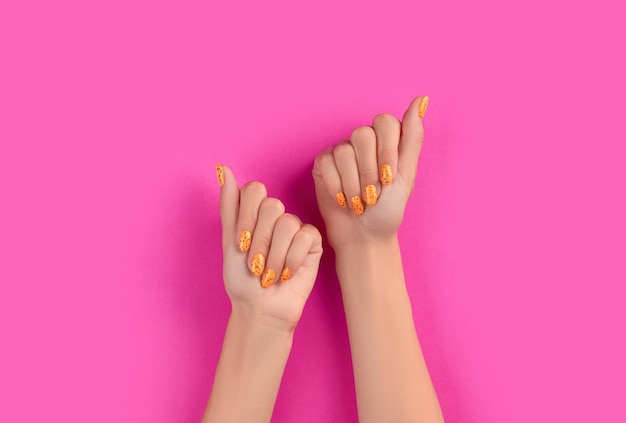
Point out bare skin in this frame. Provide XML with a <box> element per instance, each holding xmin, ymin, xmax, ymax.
<box><xmin>202</xmin><ymin>96</ymin><xmax>442</xmax><ymax>422</ymax></box>
<box><xmin>201</xmin><ymin>166</ymin><xmax>322</xmax><ymax>423</ymax></box>
<box><xmin>312</xmin><ymin>96</ymin><xmax>444</xmax><ymax>423</ymax></box>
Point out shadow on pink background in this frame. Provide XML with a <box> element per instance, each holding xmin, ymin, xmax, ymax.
<box><xmin>1</xmin><ymin>0</ymin><xmax>625</xmax><ymax>421</ymax></box>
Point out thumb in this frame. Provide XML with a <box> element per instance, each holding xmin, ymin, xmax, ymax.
<box><xmin>216</xmin><ymin>164</ymin><xmax>240</xmax><ymax>251</ymax></box>
<box><xmin>398</xmin><ymin>95</ymin><xmax>428</xmax><ymax>190</ymax></box>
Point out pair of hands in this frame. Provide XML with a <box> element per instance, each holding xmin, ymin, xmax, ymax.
<box><xmin>216</xmin><ymin>96</ymin><xmax>428</xmax><ymax>331</ymax></box>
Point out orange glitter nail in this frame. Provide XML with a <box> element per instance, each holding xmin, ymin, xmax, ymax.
<box><xmin>261</xmin><ymin>268</ymin><xmax>276</xmax><ymax>288</ymax></box>
<box><xmin>351</xmin><ymin>196</ymin><xmax>364</xmax><ymax>216</ymax></box>
<box><xmin>251</xmin><ymin>253</ymin><xmax>265</xmax><ymax>276</ymax></box>
<box><xmin>215</xmin><ymin>164</ymin><xmax>225</xmax><ymax>186</ymax></box>
<box><xmin>280</xmin><ymin>267</ymin><xmax>291</xmax><ymax>282</ymax></box>
<box><xmin>239</xmin><ymin>230</ymin><xmax>252</xmax><ymax>252</ymax></box>
<box><xmin>418</xmin><ymin>96</ymin><xmax>429</xmax><ymax>118</ymax></box>
<box><xmin>380</xmin><ymin>164</ymin><xmax>392</xmax><ymax>185</ymax></box>
<box><xmin>335</xmin><ymin>192</ymin><xmax>347</xmax><ymax>208</ymax></box>
<box><xmin>364</xmin><ymin>184</ymin><xmax>378</xmax><ymax>206</ymax></box>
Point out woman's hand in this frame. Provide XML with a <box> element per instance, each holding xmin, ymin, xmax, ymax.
<box><xmin>310</xmin><ymin>96</ymin><xmax>444</xmax><ymax>423</ymax></box>
<box><xmin>216</xmin><ymin>164</ymin><xmax>323</xmax><ymax>332</ymax></box>
<box><xmin>312</xmin><ymin>96</ymin><xmax>428</xmax><ymax>251</ymax></box>
<box><xmin>203</xmin><ymin>166</ymin><xmax>322</xmax><ymax>423</ymax></box>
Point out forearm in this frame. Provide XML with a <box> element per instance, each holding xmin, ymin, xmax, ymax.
<box><xmin>202</xmin><ymin>307</ymin><xmax>294</xmax><ymax>423</ymax></box>
<box><xmin>335</xmin><ymin>238</ymin><xmax>443</xmax><ymax>423</ymax></box>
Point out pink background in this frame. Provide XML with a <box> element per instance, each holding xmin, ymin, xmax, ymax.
<box><xmin>1</xmin><ymin>0</ymin><xmax>625</xmax><ymax>421</ymax></box>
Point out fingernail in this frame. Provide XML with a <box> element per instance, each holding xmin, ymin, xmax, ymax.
<box><xmin>380</xmin><ymin>164</ymin><xmax>392</xmax><ymax>185</ymax></box>
<box><xmin>364</xmin><ymin>184</ymin><xmax>378</xmax><ymax>206</ymax></box>
<box><xmin>418</xmin><ymin>96</ymin><xmax>429</xmax><ymax>118</ymax></box>
<box><xmin>215</xmin><ymin>164</ymin><xmax>225</xmax><ymax>186</ymax></box>
<box><xmin>351</xmin><ymin>196</ymin><xmax>364</xmax><ymax>215</ymax></box>
<box><xmin>261</xmin><ymin>268</ymin><xmax>276</xmax><ymax>288</ymax></box>
<box><xmin>280</xmin><ymin>267</ymin><xmax>291</xmax><ymax>282</ymax></box>
<box><xmin>251</xmin><ymin>253</ymin><xmax>265</xmax><ymax>276</ymax></box>
<box><xmin>335</xmin><ymin>192</ymin><xmax>347</xmax><ymax>208</ymax></box>
<box><xmin>239</xmin><ymin>230</ymin><xmax>252</xmax><ymax>252</ymax></box>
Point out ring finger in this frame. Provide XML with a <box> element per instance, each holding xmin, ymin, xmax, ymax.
<box><xmin>247</xmin><ymin>197</ymin><xmax>285</xmax><ymax>277</ymax></box>
<box><xmin>263</xmin><ymin>213</ymin><xmax>301</xmax><ymax>287</ymax></box>
<box><xmin>333</xmin><ymin>141</ymin><xmax>364</xmax><ymax>216</ymax></box>
<box><xmin>236</xmin><ymin>182</ymin><xmax>267</xmax><ymax>253</ymax></box>
<box><xmin>350</xmin><ymin>125</ymin><xmax>380</xmax><ymax>207</ymax></box>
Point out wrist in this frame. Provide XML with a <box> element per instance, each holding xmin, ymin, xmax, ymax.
<box><xmin>333</xmin><ymin>235</ymin><xmax>401</xmax><ymax>262</ymax></box>
<box><xmin>230</xmin><ymin>303</ymin><xmax>298</xmax><ymax>337</ymax></box>
<box><xmin>334</xmin><ymin>235</ymin><xmax>406</xmax><ymax>293</ymax></box>
<box><xmin>206</xmin><ymin>303</ymin><xmax>294</xmax><ymax>422</ymax></box>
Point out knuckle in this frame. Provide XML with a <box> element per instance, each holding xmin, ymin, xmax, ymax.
<box><xmin>350</xmin><ymin>125</ymin><xmax>375</xmax><ymax>143</ymax></box>
<box><xmin>241</xmin><ymin>181</ymin><xmax>267</xmax><ymax>198</ymax></box>
<box><xmin>253</xmin><ymin>231</ymin><xmax>272</xmax><ymax>248</ymax></box>
<box><xmin>372</xmin><ymin>113</ymin><xmax>400</xmax><ymax>130</ymax></box>
<box><xmin>302</xmin><ymin>223</ymin><xmax>321</xmax><ymax>240</ymax></box>
<box><xmin>277</xmin><ymin>213</ymin><xmax>301</xmax><ymax>232</ymax></box>
<box><xmin>260</xmin><ymin>197</ymin><xmax>285</xmax><ymax>216</ymax></box>
<box><xmin>313</xmin><ymin>153</ymin><xmax>323</xmax><ymax>170</ymax></box>
<box><xmin>360</xmin><ymin>167</ymin><xmax>379</xmax><ymax>181</ymax></box>
<box><xmin>296</xmin><ymin>225</ymin><xmax>315</xmax><ymax>243</ymax></box>
<box><xmin>293</xmin><ymin>229</ymin><xmax>310</xmax><ymax>245</ymax></box>
<box><xmin>314</xmin><ymin>152</ymin><xmax>334</xmax><ymax>170</ymax></box>
<box><xmin>333</xmin><ymin>142</ymin><xmax>355</xmax><ymax>159</ymax></box>
<box><xmin>379</xmin><ymin>147</ymin><xmax>397</xmax><ymax>158</ymax></box>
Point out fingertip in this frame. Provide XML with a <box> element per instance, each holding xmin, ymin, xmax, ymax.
<box><xmin>215</xmin><ymin>163</ymin><xmax>225</xmax><ymax>186</ymax></box>
<box><xmin>219</xmin><ymin>164</ymin><xmax>239</xmax><ymax>188</ymax></box>
<box><xmin>398</xmin><ymin>96</ymin><xmax>427</xmax><ymax>184</ymax></box>
<box><xmin>419</xmin><ymin>95</ymin><xmax>429</xmax><ymax>118</ymax></box>
<box><xmin>279</xmin><ymin>267</ymin><xmax>292</xmax><ymax>282</ymax></box>
<box><xmin>261</xmin><ymin>268</ymin><xmax>276</xmax><ymax>288</ymax></box>
<box><xmin>217</xmin><ymin>164</ymin><xmax>240</xmax><ymax>208</ymax></box>
<box><xmin>403</xmin><ymin>95</ymin><xmax>429</xmax><ymax>122</ymax></box>
<box><xmin>217</xmin><ymin>163</ymin><xmax>240</xmax><ymax>243</ymax></box>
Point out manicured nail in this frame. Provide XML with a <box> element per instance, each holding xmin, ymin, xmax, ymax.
<box><xmin>261</xmin><ymin>268</ymin><xmax>276</xmax><ymax>288</ymax></box>
<box><xmin>251</xmin><ymin>253</ymin><xmax>265</xmax><ymax>276</ymax></box>
<box><xmin>351</xmin><ymin>196</ymin><xmax>364</xmax><ymax>215</ymax></box>
<box><xmin>215</xmin><ymin>164</ymin><xmax>225</xmax><ymax>186</ymax></box>
<box><xmin>380</xmin><ymin>164</ymin><xmax>392</xmax><ymax>185</ymax></box>
<box><xmin>364</xmin><ymin>184</ymin><xmax>378</xmax><ymax>206</ymax></box>
<box><xmin>335</xmin><ymin>192</ymin><xmax>347</xmax><ymax>208</ymax></box>
<box><xmin>418</xmin><ymin>96</ymin><xmax>429</xmax><ymax>118</ymax></box>
<box><xmin>239</xmin><ymin>230</ymin><xmax>252</xmax><ymax>252</ymax></box>
<box><xmin>280</xmin><ymin>267</ymin><xmax>291</xmax><ymax>282</ymax></box>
